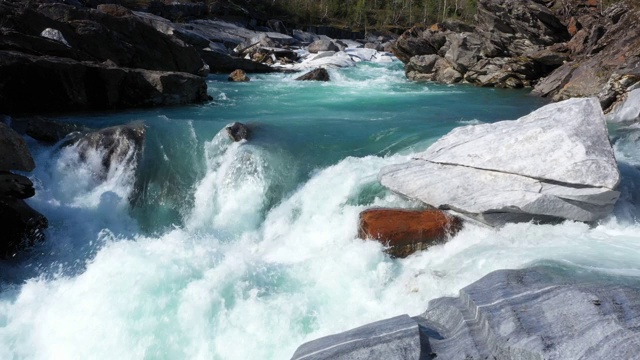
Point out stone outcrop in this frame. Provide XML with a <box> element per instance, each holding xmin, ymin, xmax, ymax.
<box><xmin>291</xmin><ymin>265</ymin><xmax>640</xmax><ymax>360</ymax></box>
<box><xmin>393</xmin><ymin>0</ymin><xmax>567</xmax><ymax>88</ymax></box>
<box><xmin>358</xmin><ymin>209</ymin><xmax>462</xmax><ymax>258</ymax></box>
<box><xmin>394</xmin><ymin>0</ymin><xmax>640</xmax><ymax>105</ymax></box>
<box><xmin>295</xmin><ymin>68</ymin><xmax>330</xmax><ymax>81</ymax></box>
<box><xmin>379</xmin><ymin>98</ymin><xmax>620</xmax><ymax>224</ymax></box>
<box><xmin>0</xmin><ymin>123</ymin><xmax>47</xmax><ymax>258</ymax></box>
<box><xmin>0</xmin><ymin>51</ymin><xmax>210</xmax><ymax>113</ymax></box>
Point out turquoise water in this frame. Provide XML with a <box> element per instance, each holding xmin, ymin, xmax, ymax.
<box><xmin>1</xmin><ymin>60</ymin><xmax>640</xmax><ymax>359</ymax></box>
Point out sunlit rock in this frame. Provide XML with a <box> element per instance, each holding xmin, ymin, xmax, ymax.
<box><xmin>380</xmin><ymin>98</ymin><xmax>621</xmax><ymax>224</ymax></box>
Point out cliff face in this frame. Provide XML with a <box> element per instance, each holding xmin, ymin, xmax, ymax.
<box><xmin>392</xmin><ymin>0</ymin><xmax>640</xmax><ymax>110</ymax></box>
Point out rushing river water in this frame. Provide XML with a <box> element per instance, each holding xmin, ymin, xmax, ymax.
<box><xmin>1</xmin><ymin>60</ymin><xmax>640</xmax><ymax>359</ymax></box>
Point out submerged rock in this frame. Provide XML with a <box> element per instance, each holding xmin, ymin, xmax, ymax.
<box><xmin>75</xmin><ymin>123</ymin><xmax>145</xmax><ymax>180</ymax></box>
<box><xmin>358</xmin><ymin>209</ymin><xmax>462</xmax><ymax>258</ymax></box>
<box><xmin>225</xmin><ymin>122</ymin><xmax>250</xmax><ymax>142</ymax></box>
<box><xmin>295</xmin><ymin>68</ymin><xmax>330</xmax><ymax>81</ymax></box>
<box><xmin>379</xmin><ymin>98</ymin><xmax>620</xmax><ymax>224</ymax></box>
<box><xmin>228</xmin><ymin>69</ymin><xmax>250</xmax><ymax>82</ymax></box>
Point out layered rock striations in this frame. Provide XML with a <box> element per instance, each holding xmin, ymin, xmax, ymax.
<box><xmin>290</xmin><ymin>265</ymin><xmax>640</xmax><ymax>360</ymax></box>
<box><xmin>379</xmin><ymin>98</ymin><xmax>620</xmax><ymax>224</ymax></box>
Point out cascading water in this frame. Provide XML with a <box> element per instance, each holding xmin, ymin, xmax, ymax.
<box><xmin>1</xmin><ymin>61</ymin><xmax>640</xmax><ymax>360</ymax></box>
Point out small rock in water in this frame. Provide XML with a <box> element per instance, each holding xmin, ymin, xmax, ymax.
<box><xmin>225</xmin><ymin>122</ymin><xmax>250</xmax><ymax>142</ymax></box>
<box><xmin>358</xmin><ymin>208</ymin><xmax>462</xmax><ymax>258</ymax></box>
<box><xmin>0</xmin><ymin>172</ymin><xmax>35</xmax><ymax>199</ymax></box>
<box><xmin>228</xmin><ymin>69</ymin><xmax>250</xmax><ymax>82</ymax></box>
<box><xmin>295</xmin><ymin>68</ymin><xmax>330</xmax><ymax>81</ymax></box>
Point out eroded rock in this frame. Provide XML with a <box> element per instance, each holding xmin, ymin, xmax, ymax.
<box><xmin>228</xmin><ymin>69</ymin><xmax>250</xmax><ymax>82</ymax></box>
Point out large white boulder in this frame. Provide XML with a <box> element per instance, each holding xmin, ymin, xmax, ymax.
<box><xmin>379</xmin><ymin>97</ymin><xmax>621</xmax><ymax>224</ymax></box>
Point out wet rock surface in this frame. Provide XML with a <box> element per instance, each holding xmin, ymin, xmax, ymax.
<box><xmin>358</xmin><ymin>209</ymin><xmax>462</xmax><ymax>258</ymax></box>
<box><xmin>295</xmin><ymin>68</ymin><xmax>330</xmax><ymax>81</ymax></box>
<box><xmin>291</xmin><ymin>265</ymin><xmax>640</xmax><ymax>360</ymax></box>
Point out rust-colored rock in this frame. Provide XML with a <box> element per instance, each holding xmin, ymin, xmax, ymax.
<box><xmin>358</xmin><ymin>209</ymin><xmax>463</xmax><ymax>258</ymax></box>
<box><xmin>228</xmin><ymin>69</ymin><xmax>250</xmax><ymax>82</ymax></box>
<box><xmin>567</xmin><ymin>17</ymin><xmax>580</xmax><ymax>36</ymax></box>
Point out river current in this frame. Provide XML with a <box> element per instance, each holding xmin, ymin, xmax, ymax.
<box><xmin>1</xmin><ymin>60</ymin><xmax>640</xmax><ymax>359</ymax></box>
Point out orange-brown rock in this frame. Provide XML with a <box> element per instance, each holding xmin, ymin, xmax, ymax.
<box><xmin>358</xmin><ymin>209</ymin><xmax>463</xmax><ymax>258</ymax></box>
<box><xmin>228</xmin><ymin>69</ymin><xmax>250</xmax><ymax>82</ymax></box>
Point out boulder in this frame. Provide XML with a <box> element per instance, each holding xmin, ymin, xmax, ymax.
<box><xmin>225</xmin><ymin>122</ymin><xmax>250</xmax><ymax>142</ymax></box>
<box><xmin>379</xmin><ymin>98</ymin><xmax>621</xmax><ymax>224</ymax></box>
<box><xmin>295</xmin><ymin>68</ymin><xmax>330</xmax><ymax>81</ymax></box>
<box><xmin>358</xmin><ymin>209</ymin><xmax>463</xmax><ymax>258</ymax></box>
<box><xmin>0</xmin><ymin>171</ymin><xmax>35</xmax><ymax>199</ymax></box>
<box><xmin>607</xmin><ymin>88</ymin><xmax>640</xmax><ymax>124</ymax></box>
<box><xmin>200</xmin><ymin>50</ymin><xmax>278</xmax><ymax>74</ymax></box>
<box><xmin>74</xmin><ymin>123</ymin><xmax>145</xmax><ymax>180</ymax></box>
<box><xmin>308</xmin><ymin>39</ymin><xmax>339</xmax><ymax>53</ymax></box>
<box><xmin>228</xmin><ymin>69</ymin><xmax>250</xmax><ymax>82</ymax></box>
<box><xmin>391</xmin><ymin>25</ymin><xmax>439</xmax><ymax>63</ymax></box>
<box><xmin>292</xmin><ymin>29</ymin><xmax>320</xmax><ymax>44</ymax></box>
<box><xmin>0</xmin><ymin>197</ymin><xmax>48</xmax><ymax>259</ymax></box>
<box><xmin>39</xmin><ymin>28</ymin><xmax>70</xmax><ymax>47</ymax></box>
<box><xmin>420</xmin><ymin>265</ymin><xmax>640</xmax><ymax>359</ymax></box>
<box><xmin>22</xmin><ymin>116</ymin><xmax>89</xmax><ymax>144</ymax></box>
<box><xmin>292</xmin><ymin>265</ymin><xmax>640</xmax><ymax>360</ymax></box>
<box><xmin>464</xmin><ymin>57</ymin><xmax>539</xmax><ymax>88</ymax></box>
<box><xmin>0</xmin><ymin>51</ymin><xmax>210</xmax><ymax>113</ymax></box>
<box><xmin>290</xmin><ymin>315</ymin><xmax>423</xmax><ymax>360</ymax></box>
<box><xmin>0</xmin><ymin>122</ymin><xmax>35</xmax><ymax>172</ymax></box>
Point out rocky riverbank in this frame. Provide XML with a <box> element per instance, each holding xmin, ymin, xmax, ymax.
<box><xmin>392</xmin><ymin>0</ymin><xmax>640</xmax><ymax>111</ymax></box>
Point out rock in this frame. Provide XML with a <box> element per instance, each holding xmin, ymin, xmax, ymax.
<box><xmin>228</xmin><ymin>69</ymin><xmax>250</xmax><ymax>82</ymax></box>
<box><xmin>308</xmin><ymin>39</ymin><xmax>339</xmax><ymax>53</ymax></box>
<box><xmin>358</xmin><ymin>209</ymin><xmax>463</xmax><ymax>258</ymax></box>
<box><xmin>200</xmin><ymin>50</ymin><xmax>277</xmax><ymax>74</ymax></box>
<box><xmin>0</xmin><ymin>171</ymin><xmax>35</xmax><ymax>199</ymax></box>
<box><xmin>475</xmin><ymin>0</ymin><xmax>570</xmax><ymax>56</ymax></box>
<box><xmin>5</xmin><ymin>3</ymin><xmax>207</xmax><ymax>75</ymax></box>
<box><xmin>443</xmin><ymin>33</ymin><xmax>483</xmax><ymax>73</ymax></box>
<box><xmin>96</xmin><ymin>4</ymin><xmax>132</xmax><ymax>17</ymax></box>
<box><xmin>0</xmin><ymin>51</ymin><xmax>210</xmax><ymax>113</ymax></box>
<box><xmin>295</xmin><ymin>68</ymin><xmax>330</xmax><ymax>81</ymax></box>
<box><xmin>293</xmin><ymin>51</ymin><xmax>356</xmax><ymax>70</ymax></box>
<box><xmin>74</xmin><ymin>123</ymin><xmax>145</xmax><ymax>180</ymax></box>
<box><xmin>16</xmin><ymin>117</ymin><xmax>88</xmax><ymax>144</ymax></box>
<box><xmin>379</xmin><ymin>98</ymin><xmax>620</xmax><ymax>224</ymax></box>
<box><xmin>225</xmin><ymin>122</ymin><xmax>250</xmax><ymax>142</ymax></box>
<box><xmin>391</xmin><ymin>25</ymin><xmax>438</xmax><ymax>63</ymax></box>
<box><xmin>420</xmin><ymin>265</ymin><xmax>640</xmax><ymax>359</ymax></box>
<box><xmin>406</xmin><ymin>55</ymin><xmax>462</xmax><ymax>84</ymax></box>
<box><xmin>464</xmin><ymin>57</ymin><xmax>538</xmax><ymax>88</ymax></box>
<box><xmin>39</xmin><ymin>28</ymin><xmax>70</xmax><ymax>47</ymax></box>
<box><xmin>0</xmin><ymin>197</ymin><xmax>48</xmax><ymax>259</ymax></box>
<box><xmin>607</xmin><ymin>88</ymin><xmax>640</xmax><ymax>124</ymax></box>
<box><xmin>0</xmin><ymin>122</ymin><xmax>35</xmax><ymax>172</ymax></box>
<box><xmin>292</xmin><ymin>29</ymin><xmax>320</xmax><ymax>44</ymax></box>
<box><xmin>290</xmin><ymin>315</ymin><xmax>423</xmax><ymax>360</ymax></box>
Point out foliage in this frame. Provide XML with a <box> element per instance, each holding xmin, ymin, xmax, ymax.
<box><xmin>232</xmin><ymin>0</ymin><xmax>478</xmax><ymax>32</ymax></box>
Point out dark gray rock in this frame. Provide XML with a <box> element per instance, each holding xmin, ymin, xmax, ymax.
<box><xmin>13</xmin><ymin>117</ymin><xmax>88</xmax><ymax>144</ymax></box>
<box><xmin>0</xmin><ymin>122</ymin><xmax>35</xmax><ymax>172</ymax></box>
<box><xmin>295</xmin><ymin>68</ymin><xmax>330</xmax><ymax>82</ymax></box>
<box><xmin>0</xmin><ymin>51</ymin><xmax>210</xmax><ymax>114</ymax></box>
<box><xmin>74</xmin><ymin>123</ymin><xmax>145</xmax><ymax>181</ymax></box>
<box><xmin>0</xmin><ymin>197</ymin><xmax>47</xmax><ymax>259</ymax></box>
<box><xmin>225</xmin><ymin>122</ymin><xmax>250</xmax><ymax>142</ymax></box>
<box><xmin>0</xmin><ymin>171</ymin><xmax>35</xmax><ymax>199</ymax></box>
<box><xmin>290</xmin><ymin>315</ymin><xmax>424</xmax><ymax>360</ymax></box>
<box><xmin>308</xmin><ymin>39</ymin><xmax>339</xmax><ymax>53</ymax></box>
